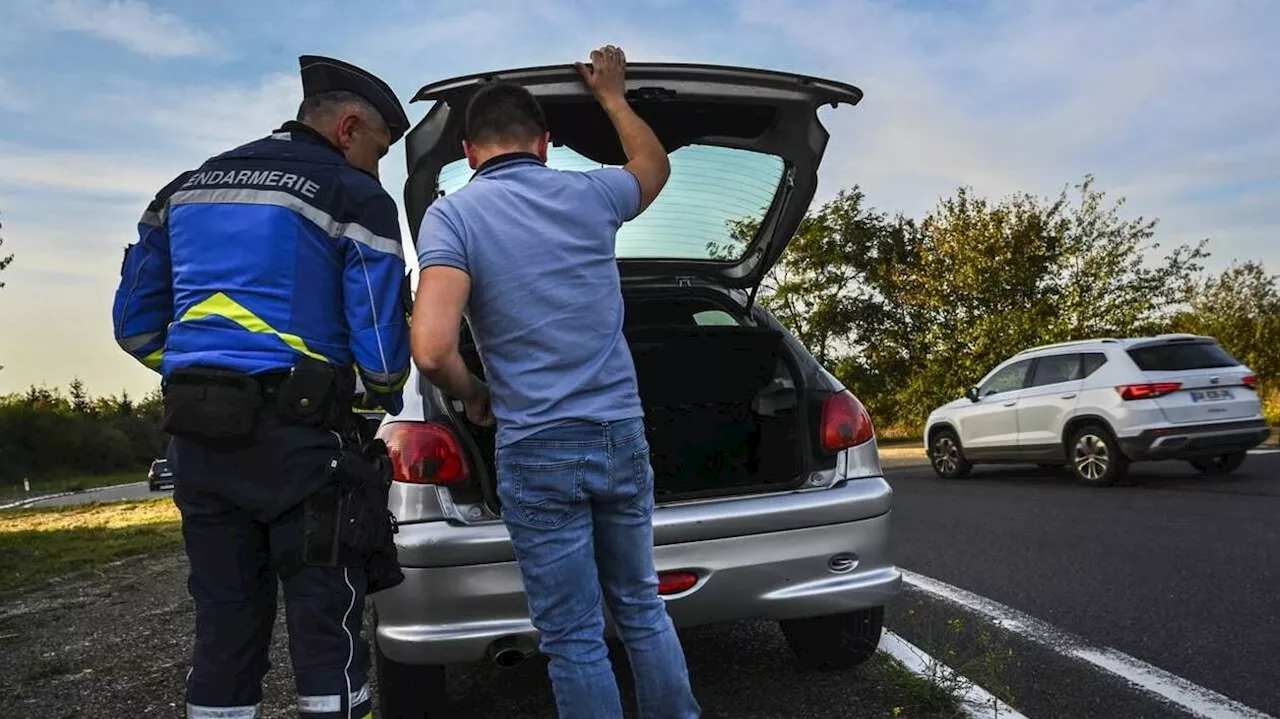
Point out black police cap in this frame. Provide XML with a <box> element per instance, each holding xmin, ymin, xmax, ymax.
<box><xmin>298</xmin><ymin>55</ymin><xmax>410</xmax><ymax>144</ymax></box>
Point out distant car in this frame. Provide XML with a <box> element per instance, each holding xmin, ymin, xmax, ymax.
<box><xmin>147</xmin><ymin>458</ymin><xmax>175</xmax><ymax>491</ymax></box>
<box><xmin>924</xmin><ymin>334</ymin><xmax>1269</xmax><ymax>486</ymax></box>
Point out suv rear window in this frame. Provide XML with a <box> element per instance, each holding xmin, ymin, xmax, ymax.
<box><xmin>1126</xmin><ymin>341</ymin><xmax>1240</xmax><ymax>371</ymax></box>
<box><xmin>438</xmin><ymin>144</ymin><xmax>786</xmax><ymax>263</ymax></box>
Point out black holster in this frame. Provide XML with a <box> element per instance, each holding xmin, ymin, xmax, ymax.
<box><xmin>275</xmin><ymin>356</ymin><xmax>355</xmax><ymax>430</ymax></box>
<box><xmin>161</xmin><ymin>367</ymin><xmax>263</xmax><ymax>449</ymax></box>
<box><xmin>298</xmin><ymin>437</ymin><xmax>404</xmax><ymax>594</ymax></box>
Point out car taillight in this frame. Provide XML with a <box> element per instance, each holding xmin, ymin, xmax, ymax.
<box><xmin>820</xmin><ymin>390</ymin><xmax>875</xmax><ymax>453</ymax></box>
<box><xmin>657</xmin><ymin>571</ymin><xmax>698</xmax><ymax>595</ymax></box>
<box><xmin>378</xmin><ymin>422</ymin><xmax>470</xmax><ymax>485</ymax></box>
<box><xmin>1116</xmin><ymin>383</ymin><xmax>1182</xmax><ymax>401</ymax></box>
<box><xmin>1242</xmin><ymin>375</ymin><xmax>1257</xmax><ymax>389</ymax></box>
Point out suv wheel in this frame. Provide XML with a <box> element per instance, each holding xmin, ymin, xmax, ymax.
<box><xmin>1189</xmin><ymin>452</ymin><xmax>1247</xmax><ymax>476</ymax></box>
<box><xmin>1068</xmin><ymin>426</ymin><xmax>1128</xmax><ymax>487</ymax></box>
<box><xmin>930</xmin><ymin>430</ymin><xmax>972</xmax><ymax>479</ymax></box>
<box><xmin>780</xmin><ymin>606</ymin><xmax>884</xmax><ymax>670</ymax></box>
<box><xmin>375</xmin><ymin>640</ymin><xmax>448</xmax><ymax>718</ymax></box>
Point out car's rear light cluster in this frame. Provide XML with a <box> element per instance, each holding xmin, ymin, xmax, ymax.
<box><xmin>657</xmin><ymin>571</ymin><xmax>698</xmax><ymax>595</ymax></box>
<box><xmin>378</xmin><ymin>422</ymin><xmax>471</xmax><ymax>485</ymax></box>
<box><xmin>1242</xmin><ymin>375</ymin><xmax>1258</xmax><ymax>389</ymax></box>
<box><xmin>1116</xmin><ymin>383</ymin><xmax>1182</xmax><ymax>401</ymax></box>
<box><xmin>819</xmin><ymin>390</ymin><xmax>875</xmax><ymax>453</ymax></box>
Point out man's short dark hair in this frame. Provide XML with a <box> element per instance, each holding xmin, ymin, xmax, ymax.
<box><xmin>464</xmin><ymin>81</ymin><xmax>548</xmax><ymax>146</ymax></box>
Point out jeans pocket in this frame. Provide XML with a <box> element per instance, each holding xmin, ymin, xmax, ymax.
<box><xmin>512</xmin><ymin>458</ymin><xmax>586</xmax><ymax>530</ymax></box>
<box><xmin>629</xmin><ymin>446</ymin><xmax>655</xmax><ymax>514</ymax></box>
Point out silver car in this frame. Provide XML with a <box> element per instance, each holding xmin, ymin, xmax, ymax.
<box><xmin>372</xmin><ymin>62</ymin><xmax>900</xmax><ymax>716</ymax></box>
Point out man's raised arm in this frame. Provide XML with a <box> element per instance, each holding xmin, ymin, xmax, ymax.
<box><xmin>576</xmin><ymin>45</ymin><xmax>670</xmax><ymax>215</ymax></box>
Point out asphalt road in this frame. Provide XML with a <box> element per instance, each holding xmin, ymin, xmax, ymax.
<box><xmin>883</xmin><ymin>450</ymin><xmax>1280</xmax><ymax>717</ymax></box>
<box><xmin>16</xmin><ymin>451</ymin><xmax>1279</xmax><ymax>716</ymax></box>
<box><xmin>16</xmin><ymin>479</ymin><xmax>170</xmax><ymax>508</ymax></box>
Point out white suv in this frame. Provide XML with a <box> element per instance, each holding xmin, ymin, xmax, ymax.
<box><xmin>923</xmin><ymin>335</ymin><xmax>1269</xmax><ymax>486</ymax></box>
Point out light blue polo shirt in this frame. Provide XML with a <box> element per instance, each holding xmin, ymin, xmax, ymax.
<box><xmin>416</xmin><ymin>154</ymin><xmax>645</xmax><ymax>448</ymax></box>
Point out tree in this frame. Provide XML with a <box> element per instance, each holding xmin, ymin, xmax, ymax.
<box><xmin>69</xmin><ymin>377</ymin><xmax>94</xmax><ymax>416</ymax></box>
<box><xmin>741</xmin><ymin>188</ymin><xmax>915</xmax><ymax>367</ymax></box>
<box><xmin>1173</xmin><ymin>261</ymin><xmax>1280</xmax><ymax>381</ymax></box>
<box><xmin>115</xmin><ymin>390</ymin><xmax>134</xmax><ymax>417</ymax></box>
<box><xmin>754</xmin><ymin>176</ymin><xmax>1208</xmax><ymax>429</ymax></box>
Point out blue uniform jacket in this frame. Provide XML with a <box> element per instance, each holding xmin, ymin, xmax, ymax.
<box><xmin>112</xmin><ymin>122</ymin><xmax>410</xmax><ymax>414</ymax></box>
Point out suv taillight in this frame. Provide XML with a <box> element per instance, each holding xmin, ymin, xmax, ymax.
<box><xmin>1116</xmin><ymin>383</ymin><xmax>1182</xmax><ymax>401</ymax></box>
<box><xmin>820</xmin><ymin>390</ymin><xmax>875</xmax><ymax>453</ymax></box>
<box><xmin>378</xmin><ymin>422</ymin><xmax>470</xmax><ymax>485</ymax></box>
<box><xmin>1243</xmin><ymin>375</ymin><xmax>1258</xmax><ymax>389</ymax></box>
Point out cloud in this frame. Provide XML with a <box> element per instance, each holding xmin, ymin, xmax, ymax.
<box><xmin>0</xmin><ymin>77</ymin><xmax>34</xmax><ymax>113</ymax></box>
<box><xmin>3</xmin><ymin>0</ymin><xmax>1279</xmax><ymax>399</ymax></box>
<box><xmin>733</xmin><ymin>0</ymin><xmax>1280</xmax><ymax>268</ymax></box>
<box><xmin>46</xmin><ymin>0</ymin><xmax>218</xmax><ymax>58</ymax></box>
<box><xmin>0</xmin><ymin>144</ymin><xmax>180</xmax><ymax>198</ymax></box>
<box><xmin>137</xmin><ymin>73</ymin><xmax>301</xmax><ymax>154</ymax></box>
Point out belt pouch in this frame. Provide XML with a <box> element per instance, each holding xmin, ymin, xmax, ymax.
<box><xmin>162</xmin><ymin>367</ymin><xmax>263</xmax><ymax>444</ymax></box>
<box><xmin>277</xmin><ymin>357</ymin><xmax>339</xmax><ymax>427</ymax></box>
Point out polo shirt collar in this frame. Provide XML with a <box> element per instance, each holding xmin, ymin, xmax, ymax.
<box><xmin>472</xmin><ymin>152</ymin><xmax>544</xmax><ymax>179</ymax></box>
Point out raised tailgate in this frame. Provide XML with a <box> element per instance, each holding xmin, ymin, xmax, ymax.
<box><xmin>1126</xmin><ymin>339</ymin><xmax>1261</xmax><ymax>425</ymax></box>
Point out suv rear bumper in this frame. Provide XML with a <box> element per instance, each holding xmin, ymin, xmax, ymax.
<box><xmin>1119</xmin><ymin>419</ymin><xmax>1270</xmax><ymax>461</ymax></box>
<box><xmin>373</xmin><ymin>512</ymin><xmax>901</xmax><ymax>666</ymax></box>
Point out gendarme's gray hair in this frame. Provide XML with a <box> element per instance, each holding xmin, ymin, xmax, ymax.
<box><xmin>297</xmin><ymin>90</ymin><xmax>389</xmax><ymax>135</ymax></box>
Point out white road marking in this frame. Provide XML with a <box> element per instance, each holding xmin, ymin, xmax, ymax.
<box><xmin>880</xmin><ymin>630</ymin><xmax>1028</xmax><ymax>718</ymax></box>
<box><xmin>902</xmin><ymin>570</ymin><xmax>1275</xmax><ymax>719</ymax></box>
<box><xmin>1247</xmin><ymin>449</ymin><xmax>1278</xmax><ymax>455</ymax></box>
<box><xmin>0</xmin><ymin>481</ymin><xmax>149</xmax><ymax>511</ymax></box>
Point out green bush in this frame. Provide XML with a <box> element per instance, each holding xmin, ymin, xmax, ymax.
<box><xmin>0</xmin><ymin>382</ymin><xmax>165</xmax><ymax>485</ymax></box>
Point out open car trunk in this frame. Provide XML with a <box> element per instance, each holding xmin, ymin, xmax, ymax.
<box><xmin>404</xmin><ymin>63</ymin><xmax>863</xmax><ymax>294</ymax></box>
<box><xmin>457</xmin><ymin>294</ymin><xmax>805</xmax><ymax>503</ymax></box>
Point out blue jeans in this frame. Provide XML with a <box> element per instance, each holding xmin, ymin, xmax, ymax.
<box><xmin>497</xmin><ymin>417</ymin><xmax>701</xmax><ymax>719</ymax></box>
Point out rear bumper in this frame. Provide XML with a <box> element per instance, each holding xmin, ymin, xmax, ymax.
<box><xmin>373</xmin><ymin>512</ymin><xmax>901</xmax><ymax>666</ymax></box>
<box><xmin>1119</xmin><ymin>419</ymin><xmax>1270</xmax><ymax>461</ymax></box>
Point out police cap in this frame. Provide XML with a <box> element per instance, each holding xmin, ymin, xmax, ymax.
<box><xmin>298</xmin><ymin>55</ymin><xmax>410</xmax><ymax>144</ymax></box>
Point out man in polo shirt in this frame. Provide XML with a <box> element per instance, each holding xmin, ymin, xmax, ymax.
<box><xmin>409</xmin><ymin>46</ymin><xmax>701</xmax><ymax>719</ymax></box>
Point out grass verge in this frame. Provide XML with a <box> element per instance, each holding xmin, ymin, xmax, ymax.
<box><xmin>0</xmin><ymin>471</ymin><xmax>145</xmax><ymax>504</ymax></box>
<box><xmin>869</xmin><ymin>652</ymin><xmax>964</xmax><ymax>717</ymax></box>
<box><xmin>877</xmin><ymin>425</ymin><xmax>925</xmax><ymax>446</ymax></box>
<box><xmin>0</xmin><ymin>498</ymin><xmax>181</xmax><ymax>595</ymax></box>
<box><xmin>888</xmin><ymin>600</ymin><xmax>1019</xmax><ymax>717</ymax></box>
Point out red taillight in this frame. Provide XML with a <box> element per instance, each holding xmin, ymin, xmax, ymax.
<box><xmin>378</xmin><ymin>422</ymin><xmax>470</xmax><ymax>485</ymax></box>
<box><xmin>820</xmin><ymin>390</ymin><xmax>875</xmax><ymax>453</ymax></box>
<box><xmin>657</xmin><ymin>571</ymin><xmax>698</xmax><ymax>595</ymax></box>
<box><xmin>1243</xmin><ymin>375</ymin><xmax>1257</xmax><ymax>389</ymax></box>
<box><xmin>1116</xmin><ymin>383</ymin><xmax>1182</xmax><ymax>401</ymax></box>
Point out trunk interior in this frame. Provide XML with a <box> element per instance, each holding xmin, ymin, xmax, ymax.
<box><xmin>456</xmin><ymin>293</ymin><xmax>806</xmax><ymax>504</ymax></box>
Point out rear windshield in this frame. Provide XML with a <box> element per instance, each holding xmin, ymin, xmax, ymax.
<box><xmin>1126</xmin><ymin>341</ymin><xmax>1240</xmax><ymax>371</ymax></box>
<box><xmin>438</xmin><ymin>144</ymin><xmax>786</xmax><ymax>262</ymax></box>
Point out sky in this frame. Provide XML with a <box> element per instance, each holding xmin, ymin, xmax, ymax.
<box><xmin>0</xmin><ymin>0</ymin><xmax>1276</xmax><ymax>399</ymax></box>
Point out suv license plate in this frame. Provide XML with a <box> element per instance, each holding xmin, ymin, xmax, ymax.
<box><xmin>1190</xmin><ymin>389</ymin><xmax>1234</xmax><ymax>403</ymax></box>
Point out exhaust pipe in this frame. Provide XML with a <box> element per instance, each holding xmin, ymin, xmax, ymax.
<box><xmin>486</xmin><ymin>635</ymin><xmax>536</xmax><ymax>669</ymax></box>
